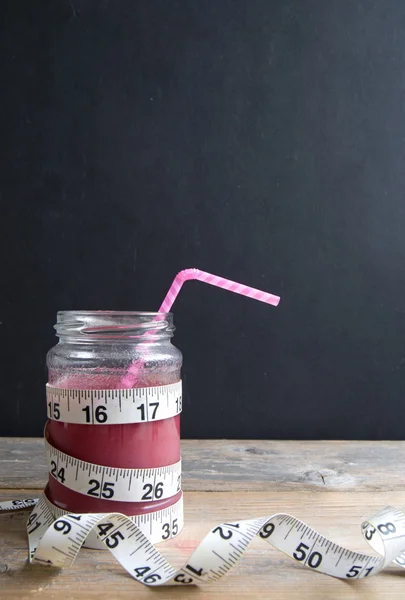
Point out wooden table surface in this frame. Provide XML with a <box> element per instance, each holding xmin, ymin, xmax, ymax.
<box><xmin>1</xmin><ymin>438</ymin><xmax>405</xmax><ymax>599</ymax></box>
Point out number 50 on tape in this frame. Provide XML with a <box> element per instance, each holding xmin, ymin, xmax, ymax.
<box><xmin>2</xmin><ymin>498</ymin><xmax>405</xmax><ymax>586</ymax></box>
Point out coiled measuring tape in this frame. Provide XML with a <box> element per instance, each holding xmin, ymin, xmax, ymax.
<box><xmin>1</xmin><ymin>382</ymin><xmax>405</xmax><ymax>586</ymax></box>
<box><xmin>44</xmin><ymin>381</ymin><xmax>184</xmax><ymax>548</ymax></box>
<box><xmin>2</xmin><ymin>497</ymin><xmax>405</xmax><ymax>586</ymax></box>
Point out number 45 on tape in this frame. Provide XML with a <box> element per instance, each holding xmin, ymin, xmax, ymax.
<box><xmin>2</xmin><ymin>498</ymin><xmax>405</xmax><ymax>586</ymax></box>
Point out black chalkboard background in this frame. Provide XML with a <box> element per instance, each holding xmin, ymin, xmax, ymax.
<box><xmin>2</xmin><ymin>1</ymin><xmax>405</xmax><ymax>439</ymax></box>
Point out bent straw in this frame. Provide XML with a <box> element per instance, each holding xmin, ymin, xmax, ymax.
<box><xmin>158</xmin><ymin>269</ymin><xmax>280</xmax><ymax>313</ymax></box>
<box><xmin>121</xmin><ymin>269</ymin><xmax>280</xmax><ymax>387</ymax></box>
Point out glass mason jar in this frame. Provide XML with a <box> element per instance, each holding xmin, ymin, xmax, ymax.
<box><xmin>45</xmin><ymin>311</ymin><xmax>182</xmax><ymax>516</ymax></box>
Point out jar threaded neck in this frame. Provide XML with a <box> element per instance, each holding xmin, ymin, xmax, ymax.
<box><xmin>55</xmin><ymin>311</ymin><xmax>174</xmax><ymax>341</ymax></box>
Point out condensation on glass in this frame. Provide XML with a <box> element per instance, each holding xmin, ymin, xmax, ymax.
<box><xmin>45</xmin><ymin>311</ymin><xmax>182</xmax><ymax>515</ymax></box>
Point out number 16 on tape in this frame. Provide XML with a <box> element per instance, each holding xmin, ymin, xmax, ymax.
<box><xmin>46</xmin><ymin>382</ymin><xmax>182</xmax><ymax>425</ymax></box>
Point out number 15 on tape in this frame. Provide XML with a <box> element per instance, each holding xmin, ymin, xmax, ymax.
<box><xmin>46</xmin><ymin>382</ymin><xmax>182</xmax><ymax>425</ymax></box>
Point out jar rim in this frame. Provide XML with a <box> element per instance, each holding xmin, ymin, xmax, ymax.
<box><xmin>55</xmin><ymin>311</ymin><xmax>174</xmax><ymax>341</ymax></box>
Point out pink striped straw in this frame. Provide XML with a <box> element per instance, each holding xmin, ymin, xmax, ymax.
<box><xmin>121</xmin><ymin>269</ymin><xmax>280</xmax><ymax>387</ymax></box>
<box><xmin>158</xmin><ymin>268</ymin><xmax>280</xmax><ymax>313</ymax></box>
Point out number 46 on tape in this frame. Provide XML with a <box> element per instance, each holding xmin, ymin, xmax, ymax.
<box><xmin>2</xmin><ymin>498</ymin><xmax>405</xmax><ymax>586</ymax></box>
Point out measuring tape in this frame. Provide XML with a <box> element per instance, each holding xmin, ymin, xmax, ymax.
<box><xmin>45</xmin><ymin>440</ymin><xmax>182</xmax><ymax>503</ymax></box>
<box><xmin>1</xmin><ymin>381</ymin><xmax>405</xmax><ymax>586</ymax></box>
<box><xmin>2</xmin><ymin>493</ymin><xmax>184</xmax><ymax>552</ymax></box>
<box><xmin>2</xmin><ymin>497</ymin><xmax>405</xmax><ymax>585</ymax></box>
<box><xmin>43</xmin><ymin>382</ymin><xmax>184</xmax><ymax>548</ymax></box>
<box><xmin>46</xmin><ymin>382</ymin><xmax>182</xmax><ymax>424</ymax></box>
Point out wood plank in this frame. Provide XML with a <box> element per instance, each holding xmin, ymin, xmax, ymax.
<box><xmin>1</xmin><ymin>488</ymin><xmax>405</xmax><ymax>599</ymax></box>
<box><xmin>0</xmin><ymin>438</ymin><xmax>404</xmax><ymax>492</ymax></box>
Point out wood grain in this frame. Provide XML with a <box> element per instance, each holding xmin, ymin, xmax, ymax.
<box><xmin>1</xmin><ymin>439</ymin><xmax>405</xmax><ymax>599</ymax></box>
<box><xmin>1</xmin><ymin>489</ymin><xmax>405</xmax><ymax>599</ymax></box>
<box><xmin>1</xmin><ymin>438</ymin><xmax>405</xmax><ymax>491</ymax></box>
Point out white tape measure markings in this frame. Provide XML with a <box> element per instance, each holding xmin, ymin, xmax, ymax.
<box><xmin>46</xmin><ymin>381</ymin><xmax>182</xmax><ymax>424</ymax></box>
<box><xmin>0</xmin><ymin>498</ymin><xmax>37</xmax><ymax>512</ymax></box>
<box><xmin>3</xmin><ymin>498</ymin><xmax>404</xmax><ymax>586</ymax></box>
<box><xmin>5</xmin><ymin>379</ymin><xmax>405</xmax><ymax>586</ymax></box>
<box><xmin>45</xmin><ymin>439</ymin><xmax>181</xmax><ymax>503</ymax></box>
<box><xmin>21</xmin><ymin>493</ymin><xmax>184</xmax><ymax>556</ymax></box>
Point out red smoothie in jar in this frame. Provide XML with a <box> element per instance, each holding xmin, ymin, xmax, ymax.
<box><xmin>45</xmin><ymin>312</ymin><xmax>182</xmax><ymax>516</ymax></box>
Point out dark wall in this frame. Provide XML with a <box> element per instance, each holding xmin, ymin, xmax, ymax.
<box><xmin>2</xmin><ymin>1</ymin><xmax>405</xmax><ymax>439</ymax></box>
